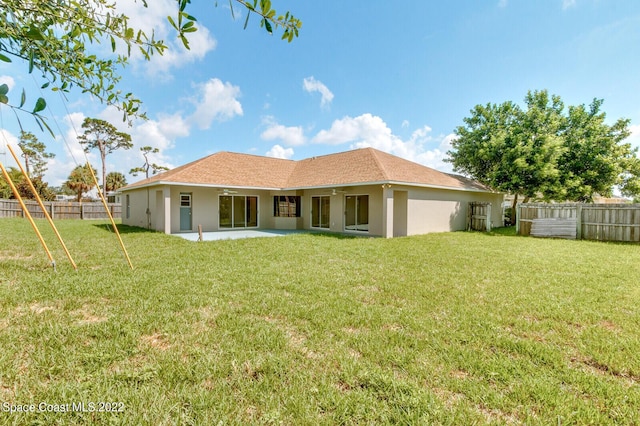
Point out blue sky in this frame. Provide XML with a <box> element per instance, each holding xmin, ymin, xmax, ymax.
<box><xmin>1</xmin><ymin>0</ymin><xmax>639</xmax><ymax>187</ymax></box>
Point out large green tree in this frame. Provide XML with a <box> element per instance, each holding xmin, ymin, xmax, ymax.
<box><xmin>447</xmin><ymin>90</ymin><xmax>640</xmax><ymax>209</ymax></box>
<box><xmin>0</xmin><ymin>0</ymin><xmax>301</xmax><ymax>126</ymax></box>
<box><xmin>555</xmin><ymin>99</ymin><xmax>639</xmax><ymax>201</ymax></box>
<box><xmin>78</xmin><ymin>117</ymin><xmax>133</xmax><ymax>197</ymax></box>
<box><xmin>17</xmin><ymin>131</ymin><xmax>55</xmax><ymax>178</ymax></box>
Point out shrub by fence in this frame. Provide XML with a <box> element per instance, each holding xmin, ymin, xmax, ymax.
<box><xmin>0</xmin><ymin>198</ymin><xmax>121</xmax><ymax>220</ymax></box>
<box><xmin>517</xmin><ymin>203</ymin><xmax>640</xmax><ymax>243</ymax></box>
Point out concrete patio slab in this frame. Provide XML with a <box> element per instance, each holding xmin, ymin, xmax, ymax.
<box><xmin>173</xmin><ymin>229</ymin><xmax>313</xmax><ymax>242</ymax></box>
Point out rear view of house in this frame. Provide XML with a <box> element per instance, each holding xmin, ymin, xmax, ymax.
<box><xmin>120</xmin><ymin>148</ymin><xmax>503</xmax><ymax>238</ymax></box>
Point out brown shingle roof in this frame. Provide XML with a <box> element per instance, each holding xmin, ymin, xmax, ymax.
<box><xmin>124</xmin><ymin>151</ymin><xmax>296</xmax><ymax>189</ymax></box>
<box><xmin>123</xmin><ymin>148</ymin><xmax>492</xmax><ymax>192</ymax></box>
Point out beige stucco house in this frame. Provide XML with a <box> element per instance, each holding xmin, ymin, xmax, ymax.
<box><xmin>119</xmin><ymin>148</ymin><xmax>503</xmax><ymax>238</ymax></box>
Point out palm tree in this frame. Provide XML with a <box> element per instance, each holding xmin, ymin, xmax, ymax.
<box><xmin>65</xmin><ymin>164</ymin><xmax>97</xmax><ymax>202</ymax></box>
<box><xmin>105</xmin><ymin>171</ymin><xmax>127</xmax><ymax>192</ymax></box>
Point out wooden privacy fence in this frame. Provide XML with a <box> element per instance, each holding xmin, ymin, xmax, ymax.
<box><xmin>468</xmin><ymin>202</ymin><xmax>492</xmax><ymax>232</ymax></box>
<box><xmin>0</xmin><ymin>198</ymin><xmax>121</xmax><ymax>220</ymax></box>
<box><xmin>517</xmin><ymin>203</ymin><xmax>640</xmax><ymax>243</ymax></box>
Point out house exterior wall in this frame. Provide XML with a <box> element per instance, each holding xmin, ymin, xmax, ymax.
<box><xmin>403</xmin><ymin>186</ymin><xmax>503</xmax><ymax>235</ymax></box>
<box><xmin>121</xmin><ymin>184</ymin><xmax>502</xmax><ymax>237</ymax></box>
<box><xmin>122</xmin><ymin>187</ymin><xmax>157</xmax><ymax>230</ymax></box>
<box><xmin>171</xmin><ymin>187</ymin><xmax>278</xmax><ymax>233</ymax></box>
<box><xmin>300</xmin><ymin>185</ymin><xmax>385</xmax><ymax>237</ymax></box>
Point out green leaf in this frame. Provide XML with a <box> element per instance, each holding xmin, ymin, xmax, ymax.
<box><xmin>33</xmin><ymin>97</ymin><xmax>46</xmax><ymax>114</ymax></box>
<box><xmin>0</xmin><ymin>53</ymin><xmax>11</xmax><ymax>63</ymax></box>
<box><xmin>28</xmin><ymin>50</ymin><xmax>34</xmax><ymax>73</ymax></box>
<box><xmin>25</xmin><ymin>25</ymin><xmax>45</xmax><ymax>41</ymax></box>
<box><xmin>0</xmin><ymin>84</ymin><xmax>8</xmax><ymax>96</ymax></box>
<box><xmin>19</xmin><ymin>89</ymin><xmax>26</xmax><ymax>108</ymax></box>
<box><xmin>243</xmin><ymin>11</ymin><xmax>251</xmax><ymax>30</ymax></box>
<box><xmin>167</xmin><ymin>15</ymin><xmax>178</xmax><ymax>31</ymax></box>
<box><xmin>0</xmin><ymin>94</ymin><xmax>8</xmax><ymax>104</ymax></box>
<box><xmin>263</xmin><ymin>18</ymin><xmax>273</xmax><ymax>34</ymax></box>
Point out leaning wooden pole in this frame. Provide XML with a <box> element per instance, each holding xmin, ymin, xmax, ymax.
<box><xmin>85</xmin><ymin>162</ymin><xmax>133</xmax><ymax>269</ymax></box>
<box><xmin>7</xmin><ymin>145</ymin><xmax>77</xmax><ymax>270</ymax></box>
<box><xmin>0</xmin><ymin>160</ymin><xmax>56</xmax><ymax>270</ymax></box>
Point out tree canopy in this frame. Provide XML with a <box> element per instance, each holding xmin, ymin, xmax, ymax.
<box><xmin>105</xmin><ymin>171</ymin><xmax>127</xmax><ymax>192</ymax></box>
<box><xmin>0</xmin><ymin>166</ymin><xmax>56</xmax><ymax>201</ymax></box>
<box><xmin>130</xmin><ymin>146</ymin><xmax>169</xmax><ymax>179</ymax></box>
<box><xmin>447</xmin><ymin>90</ymin><xmax>640</xmax><ymax>206</ymax></box>
<box><xmin>0</xmin><ymin>0</ymin><xmax>301</xmax><ymax>127</ymax></box>
<box><xmin>78</xmin><ymin>117</ymin><xmax>133</xmax><ymax>197</ymax></box>
<box><xmin>17</xmin><ymin>131</ymin><xmax>55</xmax><ymax>178</ymax></box>
<box><xmin>64</xmin><ymin>164</ymin><xmax>98</xmax><ymax>202</ymax></box>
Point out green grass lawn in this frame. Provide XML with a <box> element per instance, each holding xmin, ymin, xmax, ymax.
<box><xmin>1</xmin><ymin>218</ymin><xmax>639</xmax><ymax>425</ymax></box>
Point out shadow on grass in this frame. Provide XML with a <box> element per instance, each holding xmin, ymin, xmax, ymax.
<box><xmin>92</xmin><ymin>223</ymin><xmax>160</xmax><ymax>235</ymax></box>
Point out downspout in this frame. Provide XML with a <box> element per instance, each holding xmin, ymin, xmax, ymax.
<box><xmin>146</xmin><ymin>187</ymin><xmax>151</xmax><ymax>229</ymax></box>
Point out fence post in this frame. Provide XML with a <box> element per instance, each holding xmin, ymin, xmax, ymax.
<box><xmin>486</xmin><ymin>203</ymin><xmax>492</xmax><ymax>232</ymax></box>
<box><xmin>81</xmin><ymin>203</ymin><xmax>84</xmax><ymax>220</ymax></box>
<box><xmin>515</xmin><ymin>203</ymin><xmax>520</xmax><ymax>235</ymax></box>
<box><xmin>576</xmin><ymin>204</ymin><xmax>582</xmax><ymax>240</ymax></box>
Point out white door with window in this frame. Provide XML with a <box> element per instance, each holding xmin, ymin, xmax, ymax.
<box><xmin>179</xmin><ymin>193</ymin><xmax>192</xmax><ymax>231</ymax></box>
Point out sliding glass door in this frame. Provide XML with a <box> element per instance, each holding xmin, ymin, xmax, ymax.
<box><xmin>345</xmin><ymin>195</ymin><xmax>369</xmax><ymax>231</ymax></box>
<box><xmin>311</xmin><ymin>196</ymin><xmax>330</xmax><ymax>229</ymax></box>
<box><xmin>219</xmin><ymin>195</ymin><xmax>258</xmax><ymax>228</ymax></box>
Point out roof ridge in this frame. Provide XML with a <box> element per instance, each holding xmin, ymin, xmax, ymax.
<box><xmin>367</xmin><ymin>147</ymin><xmax>393</xmax><ymax>180</ymax></box>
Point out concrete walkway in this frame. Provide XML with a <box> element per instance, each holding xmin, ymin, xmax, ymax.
<box><xmin>174</xmin><ymin>229</ymin><xmax>313</xmax><ymax>242</ymax></box>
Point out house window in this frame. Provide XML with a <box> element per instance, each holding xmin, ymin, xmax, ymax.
<box><xmin>125</xmin><ymin>194</ymin><xmax>130</xmax><ymax>219</ymax></box>
<box><xmin>345</xmin><ymin>195</ymin><xmax>369</xmax><ymax>231</ymax></box>
<box><xmin>311</xmin><ymin>196</ymin><xmax>330</xmax><ymax>229</ymax></box>
<box><xmin>273</xmin><ymin>196</ymin><xmax>301</xmax><ymax>217</ymax></box>
<box><xmin>219</xmin><ymin>195</ymin><xmax>258</xmax><ymax>228</ymax></box>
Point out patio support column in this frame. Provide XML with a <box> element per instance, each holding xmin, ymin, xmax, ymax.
<box><xmin>381</xmin><ymin>184</ymin><xmax>394</xmax><ymax>238</ymax></box>
<box><xmin>163</xmin><ymin>186</ymin><xmax>171</xmax><ymax>234</ymax></box>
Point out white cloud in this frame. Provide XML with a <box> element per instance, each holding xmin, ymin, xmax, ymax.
<box><xmin>266</xmin><ymin>144</ymin><xmax>294</xmax><ymax>159</ymax></box>
<box><xmin>313</xmin><ymin>114</ymin><xmax>392</xmax><ymax>146</ymax></box>
<box><xmin>562</xmin><ymin>0</ymin><xmax>576</xmax><ymax>10</ymax></box>
<box><xmin>260</xmin><ymin>117</ymin><xmax>306</xmax><ymax>146</ymax></box>
<box><xmin>0</xmin><ymin>75</ymin><xmax>15</xmax><ymax>90</ymax></box>
<box><xmin>35</xmin><ymin>112</ymin><xmax>92</xmax><ymax>187</ymax></box>
<box><xmin>303</xmin><ymin>76</ymin><xmax>334</xmax><ymax>108</ymax></box>
<box><xmin>312</xmin><ymin>113</ymin><xmax>453</xmax><ymax>172</ymax></box>
<box><xmin>114</xmin><ymin>0</ymin><xmax>217</xmax><ymax>77</ymax></box>
<box><xmin>188</xmin><ymin>78</ymin><xmax>243</xmax><ymax>129</ymax></box>
<box><xmin>0</xmin><ymin>129</ymin><xmax>19</xmax><ymax>168</ymax></box>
